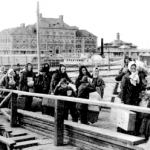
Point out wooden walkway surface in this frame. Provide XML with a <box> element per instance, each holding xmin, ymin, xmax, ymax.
<box><xmin>0</xmin><ymin>114</ymin><xmax>78</xmax><ymax>150</ymax></box>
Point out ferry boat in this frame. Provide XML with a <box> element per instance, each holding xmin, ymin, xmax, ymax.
<box><xmin>60</xmin><ymin>53</ymin><xmax>122</xmax><ymax>67</ymax></box>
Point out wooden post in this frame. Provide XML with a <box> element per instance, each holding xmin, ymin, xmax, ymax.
<box><xmin>10</xmin><ymin>93</ymin><xmax>18</xmax><ymax>127</ymax></box>
<box><xmin>108</xmin><ymin>46</ymin><xmax>110</xmax><ymax>71</ymax></box>
<box><xmin>54</xmin><ymin>99</ymin><xmax>64</xmax><ymax>146</ymax></box>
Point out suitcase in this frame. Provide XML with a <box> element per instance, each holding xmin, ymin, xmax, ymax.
<box><xmin>117</xmin><ymin>110</ymin><xmax>136</xmax><ymax>131</ymax></box>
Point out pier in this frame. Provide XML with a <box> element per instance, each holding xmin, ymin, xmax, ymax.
<box><xmin>0</xmin><ymin>88</ymin><xmax>149</xmax><ymax>150</ymax></box>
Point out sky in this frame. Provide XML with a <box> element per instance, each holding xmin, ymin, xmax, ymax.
<box><xmin>0</xmin><ymin>0</ymin><xmax>150</xmax><ymax>49</ymax></box>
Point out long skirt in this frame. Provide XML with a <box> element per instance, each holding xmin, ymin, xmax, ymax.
<box><xmin>140</xmin><ymin>117</ymin><xmax>150</xmax><ymax>137</ymax></box>
<box><xmin>87</xmin><ymin>110</ymin><xmax>99</xmax><ymax>124</ymax></box>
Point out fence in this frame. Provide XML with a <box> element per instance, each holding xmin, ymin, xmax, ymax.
<box><xmin>0</xmin><ymin>88</ymin><xmax>149</xmax><ymax>149</ymax></box>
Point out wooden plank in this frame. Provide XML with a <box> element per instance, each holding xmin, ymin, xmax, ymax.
<box><xmin>1</xmin><ymin>108</ymin><xmax>11</xmax><ymax>121</ymax></box>
<box><xmin>22</xmin><ymin>144</ymin><xmax>53</xmax><ymax>150</ymax></box>
<box><xmin>10</xmin><ymin>131</ymin><xmax>28</xmax><ymax>137</ymax></box>
<box><xmin>0</xmin><ymin>88</ymin><xmax>150</xmax><ymax>114</ymax></box>
<box><xmin>18</xmin><ymin>110</ymin><xmax>145</xmax><ymax>146</ymax></box>
<box><xmin>20</xmin><ymin>123</ymin><xmax>54</xmax><ymax>138</ymax></box>
<box><xmin>54</xmin><ymin>99</ymin><xmax>64</xmax><ymax>146</ymax></box>
<box><xmin>64</xmin><ymin>128</ymin><xmax>144</xmax><ymax>150</ymax></box>
<box><xmin>10</xmin><ymin>93</ymin><xmax>17</xmax><ymax>127</ymax></box>
<box><xmin>13</xmin><ymin>140</ymin><xmax>39</xmax><ymax>149</ymax></box>
<box><xmin>0</xmin><ymin>135</ymin><xmax>16</xmax><ymax>146</ymax></box>
<box><xmin>65</xmin><ymin>121</ymin><xmax>145</xmax><ymax>145</ymax></box>
<box><xmin>66</xmin><ymin>136</ymin><xmax>144</xmax><ymax>150</ymax></box>
<box><xmin>19</xmin><ymin>118</ymin><xmax>54</xmax><ymax>132</ymax></box>
<box><xmin>0</xmin><ymin>92</ymin><xmax>12</xmax><ymax>108</ymax></box>
<box><xmin>10</xmin><ymin>135</ymin><xmax>36</xmax><ymax>142</ymax></box>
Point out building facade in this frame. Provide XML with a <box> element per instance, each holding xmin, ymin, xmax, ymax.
<box><xmin>0</xmin><ymin>14</ymin><xmax>97</xmax><ymax>56</ymax></box>
<box><xmin>97</xmin><ymin>33</ymin><xmax>137</xmax><ymax>57</ymax></box>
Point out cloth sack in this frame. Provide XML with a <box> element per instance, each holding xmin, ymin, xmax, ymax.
<box><xmin>88</xmin><ymin>91</ymin><xmax>101</xmax><ymax>112</ymax></box>
<box><xmin>68</xmin><ymin>83</ymin><xmax>76</xmax><ymax>92</ymax></box>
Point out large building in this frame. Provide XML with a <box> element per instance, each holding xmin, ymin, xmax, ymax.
<box><xmin>97</xmin><ymin>33</ymin><xmax>138</xmax><ymax>59</ymax></box>
<box><xmin>103</xmin><ymin>33</ymin><xmax>137</xmax><ymax>49</ymax></box>
<box><xmin>0</xmin><ymin>14</ymin><xmax>97</xmax><ymax>56</ymax></box>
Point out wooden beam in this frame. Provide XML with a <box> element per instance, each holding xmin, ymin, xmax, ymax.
<box><xmin>1</xmin><ymin>108</ymin><xmax>11</xmax><ymax>121</ymax></box>
<box><xmin>0</xmin><ymin>92</ymin><xmax>12</xmax><ymax>108</ymax></box>
<box><xmin>0</xmin><ymin>135</ymin><xmax>16</xmax><ymax>146</ymax></box>
<box><xmin>54</xmin><ymin>100</ymin><xmax>64</xmax><ymax>146</ymax></box>
<box><xmin>10</xmin><ymin>93</ymin><xmax>17</xmax><ymax>127</ymax></box>
<box><xmin>0</xmin><ymin>88</ymin><xmax>150</xmax><ymax>114</ymax></box>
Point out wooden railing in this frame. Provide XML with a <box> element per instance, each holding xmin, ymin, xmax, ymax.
<box><xmin>0</xmin><ymin>88</ymin><xmax>150</xmax><ymax>147</ymax></box>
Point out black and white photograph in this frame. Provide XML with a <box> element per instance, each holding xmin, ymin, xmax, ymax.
<box><xmin>0</xmin><ymin>0</ymin><xmax>149</xmax><ymax>149</ymax></box>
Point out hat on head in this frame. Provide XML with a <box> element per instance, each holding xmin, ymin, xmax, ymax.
<box><xmin>40</xmin><ymin>67</ymin><xmax>46</xmax><ymax>73</ymax></box>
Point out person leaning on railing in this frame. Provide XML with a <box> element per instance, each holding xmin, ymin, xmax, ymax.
<box><xmin>77</xmin><ymin>76</ymin><xmax>96</xmax><ymax>125</ymax></box>
<box><xmin>42</xmin><ymin>64</ymin><xmax>74</xmax><ymax>117</ymax></box>
<box><xmin>54</xmin><ymin>78</ymin><xmax>78</xmax><ymax>122</ymax></box>
<box><xmin>0</xmin><ymin>69</ymin><xmax>17</xmax><ymax>107</ymax></box>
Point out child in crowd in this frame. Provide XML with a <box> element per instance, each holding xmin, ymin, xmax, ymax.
<box><xmin>54</xmin><ymin>78</ymin><xmax>78</xmax><ymax>122</ymax></box>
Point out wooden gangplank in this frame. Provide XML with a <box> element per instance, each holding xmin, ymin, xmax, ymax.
<box><xmin>0</xmin><ymin>114</ymin><xmax>78</xmax><ymax>150</ymax></box>
<box><xmin>1</xmin><ymin>88</ymin><xmax>150</xmax><ymax>150</ymax></box>
<box><xmin>17</xmin><ymin>109</ymin><xmax>146</xmax><ymax>150</ymax></box>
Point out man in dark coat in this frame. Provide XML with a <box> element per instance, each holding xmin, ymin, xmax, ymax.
<box><xmin>77</xmin><ymin>76</ymin><xmax>95</xmax><ymax>124</ymax></box>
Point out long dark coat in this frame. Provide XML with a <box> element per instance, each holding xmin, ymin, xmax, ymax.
<box><xmin>118</xmin><ymin>72</ymin><xmax>140</xmax><ymax>105</ymax></box>
<box><xmin>140</xmin><ymin>101</ymin><xmax>150</xmax><ymax>138</ymax></box>
<box><xmin>50</xmin><ymin>65</ymin><xmax>73</xmax><ymax>93</ymax></box>
<box><xmin>77</xmin><ymin>82</ymin><xmax>95</xmax><ymax>110</ymax></box>
<box><xmin>75</xmin><ymin>65</ymin><xmax>92</xmax><ymax>89</ymax></box>
<box><xmin>19</xmin><ymin>63</ymin><xmax>35</xmax><ymax>92</ymax></box>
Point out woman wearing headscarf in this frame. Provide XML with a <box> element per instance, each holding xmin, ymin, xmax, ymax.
<box><xmin>118</xmin><ymin>61</ymin><xmax>140</xmax><ymax>105</ymax></box>
<box><xmin>1</xmin><ymin>68</ymin><xmax>16</xmax><ymax>90</ymax></box>
<box><xmin>77</xmin><ymin>76</ymin><xmax>96</xmax><ymax>124</ymax></box>
<box><xmin>115</xmin><ymin>56</ymin><xmax>132</xmax><ymax>81</ymax></box>
<box><xmin>85</xmin><ymin>67</ymin><xmax>106</xmax><ymax>124</ymax></box>
<box><xmin>0</xmin><ymin>68</ymin><xmax>17</xmax><ymax>107</ymax></box>
<box><xmin>75</xmin><ymin>65</ymin><xmax>92</xmax><ymax>90</ymax></box>
<box><xmin>19</xmin><ymin>63</ymin><xmax>36</xmax><ymax>110</ymax></box>
<box><xmin>92</xmin><ymin>67</ymin><xmax>105</xmax><ymax>99</ymax></box>
<box><xmin>42</xmin><ymin>64</ymin><xmax>73</xmax><ymax>116</ymax></box>
<box><xmin>50</xmin><ymin>64</ymin><xmax>73</xmax><ymax>94</ymax></box>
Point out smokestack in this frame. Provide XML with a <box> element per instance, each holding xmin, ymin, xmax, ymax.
<box><xmin>59</xmin><ymin>15</ymin><xmax>63</xmax><ymax>21</ymax></box>
<box><xmin>117</xmin><ymin>33</ymin><xmax>120</xmax><ymax>40</ymax></box>
<box><xmin>101</xmin><ymin>38</ymin><xmax>104</xmax><ymax>55</ymax></box>
<box><xmin>20</xmin><ymin>23</ymin><xmax>25</xmax><ymax>28</ymax></box>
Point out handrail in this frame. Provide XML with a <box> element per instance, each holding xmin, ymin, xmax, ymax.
<box><xmin>0</xmin><ymin>88</ymin><xmax>150</xmax><ymax>114</ymax></box>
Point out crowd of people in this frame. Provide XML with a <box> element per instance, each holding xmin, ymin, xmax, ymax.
<box><xmin>1</xmin><ymin>57</ymin><xmax>149</xmax><ymax>141</ymax></box>
<box><xmin>0</xmin><ymin>63</ymin><xmax>105</xmax><ymax>125</ymax></box>
<box><xmin>115</xmin><ymin>56</ymin><xmax>150</xmax><ymax>141</ymax></box>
